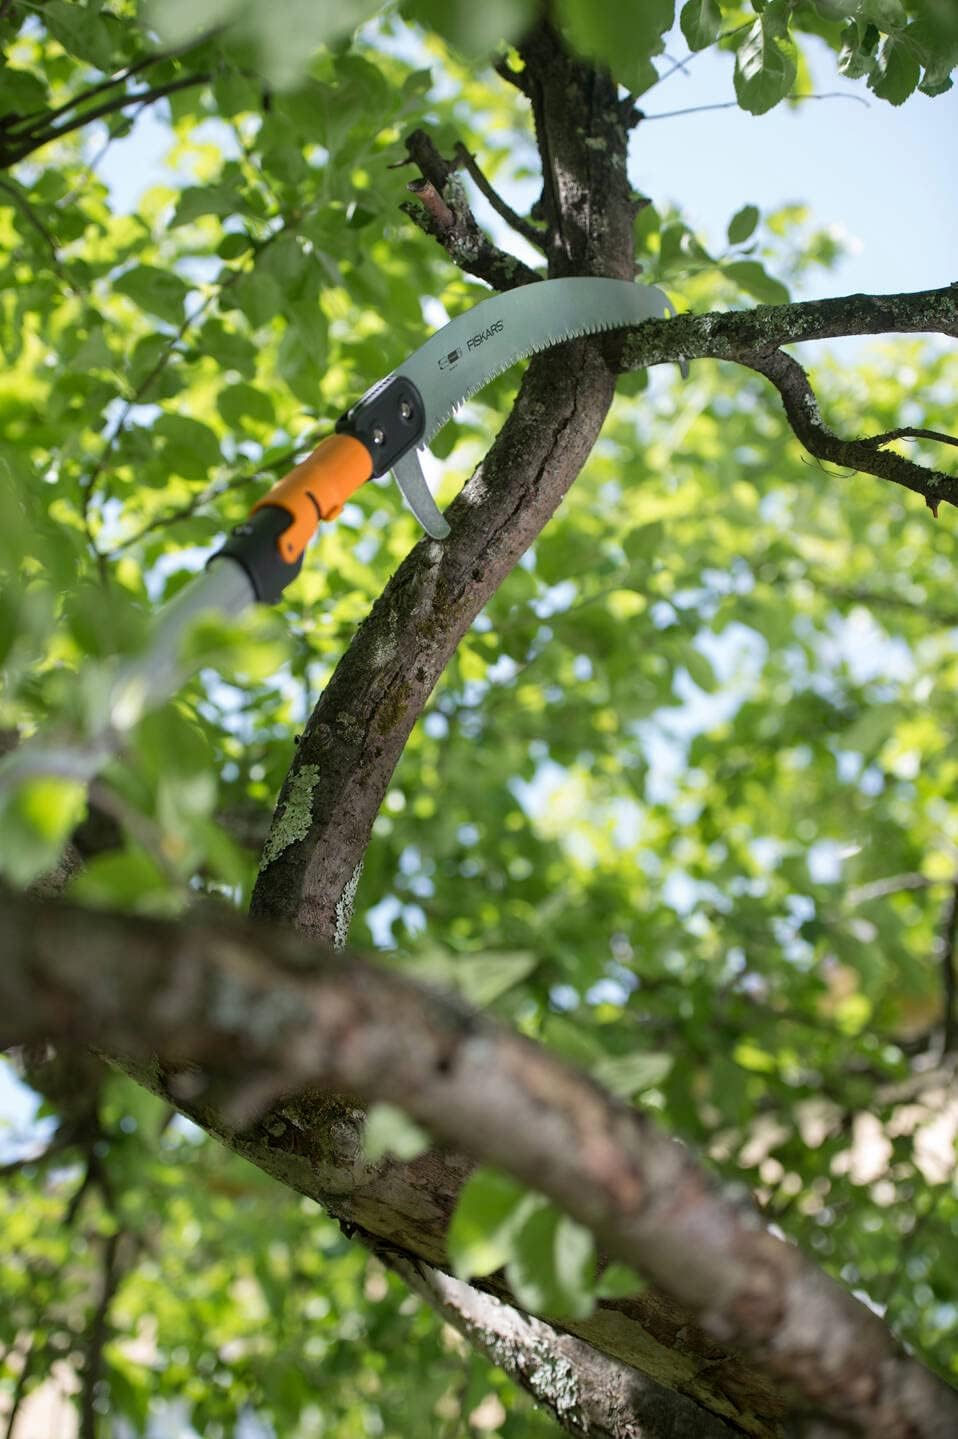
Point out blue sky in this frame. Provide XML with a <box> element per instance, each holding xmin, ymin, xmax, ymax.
<box><xmin>632</xmin><ymin>30</ymin><xmax>958</xmax><ymax>298</ymax></box>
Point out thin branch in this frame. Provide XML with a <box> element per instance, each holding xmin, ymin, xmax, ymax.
<box><xmin>739</xmin><ymin>347</ymin><xmax>958</xmax><ymax>515</ymax></box>
<box><xmin>79</xmin><ymin>274</ymin><xmax>240</xmax><ymax>554</ymax></box>
<box><xmin>646</xmin><ymin>22</ymin><xmax>755</xmax><ymax>91</ymax></box>
<box><xmin>2</xmin><ymin>1338</ymin><xmax>35</xmax><ymax>1439</ymax></box>
<box><xmin>79</xmin><ymin>1230</ymin><xmax>121</xmax><ymax>1439</ymax></box>
<box><xmin>935</xmin><ymin>881</ymin><xmax>958</xmax><ymax>1055</ymax></box>
<box><xmin>401</xmin><ymin>127</ymin><xmax>540</xmax><ymax>290</ymax></box>
<box><xmin>0</xmin><ymin>176</ymin><xmax>63</xmax><ymax>269</ymax></box>
<box><xmin>861</xmin><ymin>426</ymin><xmax>958</xmax><ymax>451</ymax></box>
<box><xmin>1</xmin><ymin>74</ymin><xmax>210</xmax><ymax>168</ymax></box>
<box><xmin>493</xmin><ymin>55</ymin><xmax>530</xmax><ymax>95</ymax></box>
<box><xmin>845</xmin><ymin>873</ymin><xmax>939</xmax><ymax>906</ymax></box>
<box><xmin>639</xmin><ymin>91</ymin><xmax>869</xmax><ymax>121</ymax></box>
<box><xmin>619</xmin><ymin>284</ymin><xmax>958</xmax><ymax>512</ymax></box>
<box><xmin>453</xmin><ymin>142</ymin><xmax>547</xmax><ymax>250</ymax></box>
<box><xmin>105</xmin><ymin>440</ymin><xmax>307</xmax><ymax>556</ymax></box>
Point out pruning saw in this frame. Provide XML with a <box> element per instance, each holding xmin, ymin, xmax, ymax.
<box><xmin>3</xmin><ymin>277</ymin><xmax>670</xmax><ymax>790</ymax></box>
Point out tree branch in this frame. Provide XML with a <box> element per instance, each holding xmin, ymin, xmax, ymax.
<box><xmin>934</xmin><ymin>882</ymin><xmax>958</xmax><ymax>1055</ymax></box>
<box><xmin>400</xmin><ymin>128</ymin><xmax>540</xmax><ymax>290</ymax></box>
<box><xmin>620</xmin><ymin>285</ymin><xmax>958</xmax><ymax>513</ymax></box>
<box><xmin>453</xmin><ymin>142</ymin><xmax>547</xmax><ymax>250</ymax></box>
<box><xmin>741</xmin><ymin>347</ymin><xmax>958</xmax><ymax>513</ymax></box>
<box><xmin>3</xmin><ymin>883</ymin><xmax>957</xmax><ymax>1439</ymax></box>
<box><xmin>0</xmin><ymin>74</ymin><xmax>211</xmax><ymax>169</ymax></box>
<box><xmin>390</xmin><ymin>1256</ymin><xmax>741</xmax><ymax>1439</ymax></box>
<box><xmin>861</xmin><ymin>426</ymin><xmax>958</xmax><ymax>451</ymax></box>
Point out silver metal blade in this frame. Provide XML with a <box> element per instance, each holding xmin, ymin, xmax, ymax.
<box><xmin>395</xmin><ymin>278</ymin><xmax>671</xmax><ymax>444</ymax></box>
<box><xmin>391</xmin><ymin>450</ymin><xmax>450</xmax><ymax>539</ymax></box>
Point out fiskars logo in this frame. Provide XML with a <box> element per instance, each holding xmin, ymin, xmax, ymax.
<box><xmin>437</xmin><ymin>318</ymin><xmax>504</xmax><ymax>369</ymax></box>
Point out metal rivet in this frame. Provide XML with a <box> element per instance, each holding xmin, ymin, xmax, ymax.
<box><xmin>399</xmin><ymin>399</ymin><xmax>413</xmax><ymax>422</ymax></box>
<box><xmin>372</xmin><ymin>427</ymin><xmax>386</xmax><ymax>446</ymax></box>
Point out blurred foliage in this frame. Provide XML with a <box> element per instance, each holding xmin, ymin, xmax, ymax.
<box><xmin>1</xmin><ymin>0</ymin><xmax>958</xmax><ymax>1434</ymax></box>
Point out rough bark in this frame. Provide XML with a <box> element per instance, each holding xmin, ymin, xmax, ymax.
<box><xmin>249</xmin><ymin>19</ymin><xmax>640</xmax><ymax>942</ymax></box>
<box><xmin>389</xmin><ymin>1257</ymin><xmax>742</xmax><ymax>1439</ymax></box>
<box><xmin>4</xmin><ymin>885</ymin><xmax>957</xmax><ymax>1439</ymax></box>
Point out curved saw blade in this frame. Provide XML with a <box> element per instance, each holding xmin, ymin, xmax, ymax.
<box><xmin>397</xmin><ymin>277</ymin><xmax>671</xmax><ymax>443</ymax></box>
<box><xmin>386</xmin><ymin>277</ymin><xmax>672</xmax><ymax>534</ymax></box>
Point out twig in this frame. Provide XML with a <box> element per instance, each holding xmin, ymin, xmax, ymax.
<box><xmin>739</xmin><ymin>346</ymin><xmax>958</xmax><ymax>516</ymax></box>
<box><xmin>401</xmin><ymin>127</ymin><xmax>540</xmax><ymax>290</ymax></box>
<box><xmin>493</xmin><ymin>54</ymin><xmax>529</xmax><ymax>95</ymax></box>
<box><xmin>640</xmin><ymin>91</ymin><xmax>869</xmax><ymax>122</ymax></box>
<box><xmin>79</xmin><ymin>275</ymin><xmax>239</xmax><ymax>555</ymax></box>
<box><xmin>453</xmin><ymin>142</ymin><xmax>546</xmax><ymax>250</ymax></box>
<box><xmin>862</xmin><ymin>426</ymin><xmax>958</xmax><ymax>451</ymax></box>
<box><xmin>935</xmin><ymin>881</ymin><xmax>958</xmax><ymax>1055</ymax></box>
<box><xmin>2</xmin><ymin>1337</ymin><xmax>34</xmax><ymax>1439</ymax></box>
<box><xmin>846</xmin><ymin>873</ymin><xmax>939</xmax><ymax>906</ymax></box>
<box><xmin>0</xmin><ymin>176</ymin><xmax>65</xmax><ymax>273</ymax></box>
<box><xmin>106</xmin><ymin>440</ymin><xmax>307</xmax><ymax>555</ymax></box>
<box><xmin>1</xmin><ymin>74</ymin><xmax>210</xmax><ymax>168</ymax></box>
<box><xmin>648</xmin><ymin>21</ymin><xmax>755</xmax><ymax>91</ymax></box>
<box><xmin>79</xmin><ymin>1230</ymin><xmax>121</xmax><ymax>1439</ymax></box>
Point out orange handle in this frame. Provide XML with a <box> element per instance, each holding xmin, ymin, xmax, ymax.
<box><xmin>251</xmin><ymin>433</ymin><xmax>373</xmax><ymax>564</ymax></box>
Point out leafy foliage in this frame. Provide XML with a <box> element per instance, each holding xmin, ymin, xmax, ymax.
<box><xmin>1</xmin><ymin>0</ymin><xmax>958</xmax><ymax>1434</ymax></box>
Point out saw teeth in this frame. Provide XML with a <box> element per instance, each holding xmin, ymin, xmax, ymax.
<box><xmin>421</xmin><ymin>322</ymin><xmax>620</xmax><ymax>444</ymax></box>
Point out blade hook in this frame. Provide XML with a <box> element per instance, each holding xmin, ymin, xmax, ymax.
<box><xmin>391</xmin><ymin>450</ymin><xmax>451</xmax><ymax>539</ymax></box>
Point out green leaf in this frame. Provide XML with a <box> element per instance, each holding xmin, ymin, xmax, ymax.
<box><xmin>680</xmin><ymin>0</ymin><xmax>722</xmax><ymax>52</ymax></box>
<box><xmin>862</xmin><ymin>0</ymin><xmax>907</xmax><ymax>28</ymax></box>
<box><xmin>68</xmin><ymin>848</ymin><xmax>172</xmax><ymax>911</ymax></box>
<box><xmin>506</xmin><ymin>1205</ymin><xmax>595</xmax><ymax>1319</ymax></box>
<box><xmin>558</xmin><ymin>0</ymin><xmax>676</xmax><ymax>92</ymax></box>
<box><xmin>868</xmin><ymin>34</ymin><xmax>920</xmax><ymax>102</ymax></box>
<box><xmin>114</xmin><ymin>265</ymin><xmax>190</xmax><ymax>326</ymax></box>
<box><xmin>171</xmin><ymin>184</ymin><xmax>243</xmax><ymax>228</ymax></box>
<box><xmin>217</xmin><ymin>382</ymin><xmax>275</xmax><ymax>432</ymax></box>
<box><xmin>216</xmin><ymin>232</ymin><xmax>254</xmax><ymax>261</ymax></box>
<box><xmin>723</xmin><ymin>259</ymin><xmax>790</xmax><ymax>304</ymax></box>
<box><xmin>400</xmin><ymin>0</ymin><xmax>535</xmax><ymax>57</ymax></box>
<box><xmin>363</xmin><ymin>1103</ymin><xmax>431</xmax><ymax>1162</ymax></box>
<box><xmin>0</xmin><ymin>777</ymin><xmax>87</xmax><ymax>886</ymax></box>
<box><xmin>727</xmin><ymin>203</ymin><xmax>760</xmax><ymax>245</ymax></box>
<box><xmin>592</xmin><ymin>1050</ymin><xmax>674</xmax><ymax>1097</ymax></box>
<box><xmin>44</xmin><ymin>1</ymin><xmax>116</xmax><ymax>69</ymax></box>
<box><xmin>448</xmin><ymin>1169</ymin><xmax>541</xmax><ymax>1280</ymax></box>
<box><xmin>230</xmin><ymin>271</ymin><xmax>286</xmax><ymax>330</ymax></box>
<box><xmin>595</xmin><ymin>1262</ymin><xmax>648</xmax><ymax>1299</ymax></box>
<box><xmin>0</xmin><ymin>69</ymin><xmax>48</xmax><ymax>114</ymax></box>
<box><xmin>734</xmin><ymin>17</ymin><xmax>797</xmax><ymax>114</ymax></box>
<box><xmin>387</xmin><ymin>949</ymin><xmax>538</xmax><ymax>1009</ymax></box>
<box><xmin>153</xmin><ymin>414</ymin><xmax>222</xmax><ymax>480</ymax></box>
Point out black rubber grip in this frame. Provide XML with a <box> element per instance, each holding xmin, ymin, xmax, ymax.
<box><xmin>211</xmin><ymin>506</ymin><xmax>304</xmax><ymax>604</ymax></box>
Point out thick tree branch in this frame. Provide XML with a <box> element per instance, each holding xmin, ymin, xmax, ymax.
<box><xmin>620</xmin><ymin>285</ymin><xmax>958</xmax><ymax>512</ymax></box>
<box><xmin>390</xmin><ymin>1257</ymin><xmax>740</xmax><ymax>1439</ymax></box>
<box><xmin>251</xmin><ymin>19</ymin><xmax>640</xmax><ymax>942</ymax></box>
<box><xmin>620</xmin><ymin>286</ymin><xmax>958</xmax><ymax>365</ymax></box>
<box><xmin>3</xmin><ymin>884</ymin><xmax>957</xmax><ymax>1439</ymax></box>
